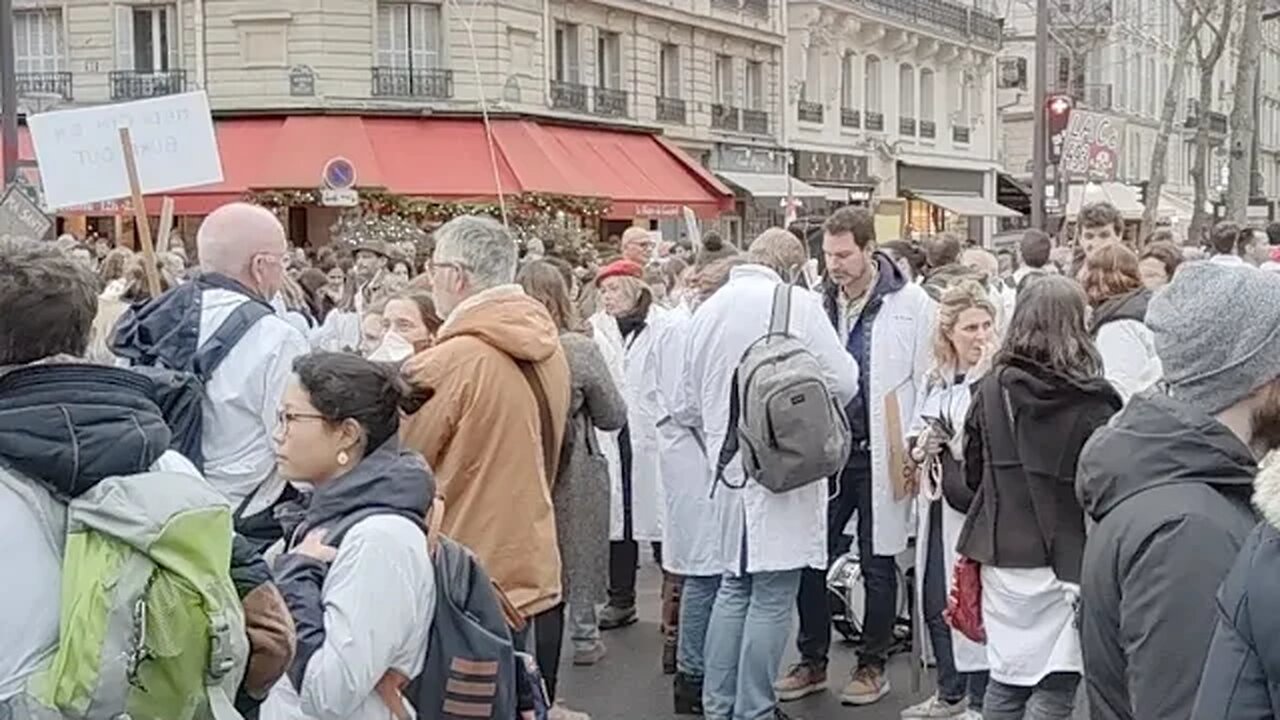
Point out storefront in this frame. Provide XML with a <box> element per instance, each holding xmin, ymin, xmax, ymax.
<box><xmin>897</xmin><ymin>161</ymin><xmax>1019</xmax><ymax>244</ymax></box>
<box><xmin>710</xmin><ymin>143</ymin><xmax>826</xmax><ymax>244</ymax></box>
<box><xmin>793</xmin><ymin>150</ymin><xmax>876</xmax><ymax>211</ymax></box>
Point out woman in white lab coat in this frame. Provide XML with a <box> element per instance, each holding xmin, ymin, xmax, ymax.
<box><xmin>590</xmin><ymin>259</ymin><xmax>669</xmax><ymax>631</ymax></box>
<box><xmin>903</xmin><ymin>281</ymin><xmax>995</xmax><ymax>719</ymax></box>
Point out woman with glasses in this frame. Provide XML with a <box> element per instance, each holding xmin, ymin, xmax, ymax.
<box><xmin>263</xmin><ymin>351</ymin><xmax>435</xmax><ymax>720</ymax></box>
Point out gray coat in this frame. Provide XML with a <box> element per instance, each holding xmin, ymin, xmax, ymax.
<box><xmin>556</xmin><ymin>332</ymin><xmax>627</xmax><ymax>606</ymax></box>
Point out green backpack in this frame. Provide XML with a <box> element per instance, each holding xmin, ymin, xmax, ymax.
<box><xmin>6</xmin><ymin>467</ymin><xmax>250</xmax><ymax>720</ymax></box>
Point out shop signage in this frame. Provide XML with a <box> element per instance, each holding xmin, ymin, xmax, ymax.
<box><xmin>1061</xmin><ymin>109</ymin><xmax>1122</xmax><ymax>182</ymax></box>
<box><xmin>713</xmin><ymin>144</ymin><xmax>788</xmax><ymax>174</ymax></box>
<box><xmin>320</xmin><ymin>188</ymin><xmax>359</xmax><ymax>207</ymax></box>
<box><xmin>634</xmin><ymin>203</ymin><xmax>681</xmax><ymax>217</ymax></box>
<box><xmin>0</xmin><ymin>185</ymin><xmax>52</xmax><ymax>240</ymax></box>
<box><xmin>28</xmin><ymin>91</ymin><xmax>223</xmax><ymax>210</ymax></box>
<box><xmin>794</xmin><ymin>151</ymin><xmax>872</xmax><ymax>186</ymax></box>
<box><xmin>289</xmin><ymin>65</ymin><xmax>316</xmax><ymax>97</ymax></box>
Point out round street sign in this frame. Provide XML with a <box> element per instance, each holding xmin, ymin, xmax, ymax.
<box><xmin>322</xmin><ymin>157</ymin><xmax>357</xmax><ymax>190</ymax></box>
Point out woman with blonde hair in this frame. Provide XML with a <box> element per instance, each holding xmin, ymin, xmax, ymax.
<box><xmin>1079</xmin><ymin>244</ymin><xmax>1161</xmax><ymax>402</ymax></box>
<box><xmin>902</xmin><ymin>281</ymin><xmax>996</xmax><ymax>718</ymax></box>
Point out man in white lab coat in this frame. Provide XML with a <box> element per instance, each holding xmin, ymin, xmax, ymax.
<box><xmin>111</xmin><ymin>202</ymin><xmax>310</xmax><ymax>546</ymax></box>
<box><xmin>681</xmin><ymin>228</ymin><xmax>857</xmax><ymax>720</ymax></box>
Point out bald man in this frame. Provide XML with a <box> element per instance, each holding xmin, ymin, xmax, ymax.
<box><xmin>111</xmin><ymin>202</ymin><xmax>309</xmax><ymax>544</ymax></box>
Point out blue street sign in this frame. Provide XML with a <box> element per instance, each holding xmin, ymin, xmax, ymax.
<box><xmin>322</xmin><ymin>157</ymin><xmax>357</xmax><ymax>190</ymax></box>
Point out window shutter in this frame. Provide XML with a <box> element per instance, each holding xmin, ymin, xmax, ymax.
<box><xmin>114</xmin><ymin>5</ymin><xmax>134</xmax><ymax>71</ymax></box>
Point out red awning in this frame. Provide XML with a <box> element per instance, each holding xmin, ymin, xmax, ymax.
<box><xmin>5</xmin><ymin>116</ymin><xmax>732</xmax><ymax>218</ymax></box>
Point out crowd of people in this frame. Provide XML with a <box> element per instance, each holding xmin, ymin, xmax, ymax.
<box><xmin>6</xmin><ymin>197</ymin><xmax>1280</xmax><ymax>720</ymax></box>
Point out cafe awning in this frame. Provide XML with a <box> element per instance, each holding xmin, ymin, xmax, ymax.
<box><xmin>915</xmin><ymin>192</ymin><xmax>1022</xmax><ymax>218</ymax></box>
<box><xmin>716</xmin><ymin>171</ymin><xmax>828</xmax><ymax>199</ymax></box>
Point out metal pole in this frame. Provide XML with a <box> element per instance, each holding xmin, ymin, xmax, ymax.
<box><xmin>0</xmin><ymin>0</ymin><xmax>16</xmax><ymax>187</ymax></box>
<box><xmin>1031</xmin><ymin>0</ymin><xmax>1048</xmax><ymax>230</ymax></box>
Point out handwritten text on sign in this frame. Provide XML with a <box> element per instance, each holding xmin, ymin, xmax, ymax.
<box><xmin>28</xmin><ymin>91</ymin><xmax>223</xmax><ymax>211</ymax></box>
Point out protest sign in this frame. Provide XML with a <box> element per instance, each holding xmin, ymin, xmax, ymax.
<box><xmin>0</xmin><ymin>185</ymin><xmax>52</xmax><ymax>241</ymax></box>
<box><xmin>682</xmin><ymin>206</ymin><xmax>702</xmax><ymax>255</ymax></box>
<box><xmin>28</xmin><ymin>91</ymin><xmax>222</xmax><ymax>210</ymax></box>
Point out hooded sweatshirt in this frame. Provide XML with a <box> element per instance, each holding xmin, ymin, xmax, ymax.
<box><xmin>400</xmin><ymin>285</ymin><xmax>571</xmax><ymax>618</ymax></box>
<box><xmin>1076</xmin><ymin>391</ymin><xmax>1258</xmax><ymax>720</ymax></box>
<box><xmin>1089</xmin><ymin>289</ymin><xmax>1162</xmax><ymax>403</ymax></box>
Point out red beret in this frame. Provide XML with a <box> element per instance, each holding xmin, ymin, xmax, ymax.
<box><xmin>595</xmin><ymin>259</ymin><xmax>645</xmax><ymax>286</ymax></box>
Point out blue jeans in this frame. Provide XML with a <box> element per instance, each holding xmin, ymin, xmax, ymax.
<box><xmin>983</xmin><ymin>673</ymin><xmax>1080</xmax><ymax>720</ymax></box>
<box><xmin>703</xmin><ymin>570</ymin><xmax>803</xmax><ymax>720</ymax></box>
<box><xmin>924</xmin><ymin>501</ymin><xmax>988</xmax><ymax>707</ymax></box>
<box><xmin>678</xmin><ymin>574</ymin><xmax>721</xmax><ymax>677</ymax></box>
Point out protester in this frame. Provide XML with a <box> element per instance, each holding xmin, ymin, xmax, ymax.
<box><xmin>0</xmin><ymin>238</ymin><xmax>293</xmax><ymax>717</ymax></box>
<box><xmin>879</xmin><ymin>240</ymin><xmax>927</xmax><ymax>283</ymax></box>
<box><xmin>265</xmin><ymin>352</ymin><xmax>435</xmax><ymax>720</ymax></box>
<box><xmin>1207</xmin><ymin>221</ymin><xmax>1245</xmax><ymax>266</ymax></box>
<box><xmin>358</xmin><ymin>304</ymin><xmax>389</xmax><ymax>357</ymax></box>
<box><xmin>682</xmin><ymin>228</ymin><xmax>857</xmax><ymax>720</ymax></box>
<box><xmin>952</xmin><ymin>275</ymin><xmax>1121</xmax><ymax>719</ymax></box>
<box><xmin>518</xmin><ymin>260</ymin><xmax>627</xmax><ymax>671</ymax></box>
<box><xmin>389</xmin><ymin>257</ymin><xmax>414</xmax><ymax>283</ymax></box>
<box><xmin>1080</xmin><ymin>244</ymin><xmax>1162</xmax><ymax>402</ymax></box>
<box><xmin>961</xmin><ymin>246</ymin><xmax>1014</xmax><ymax>335</ymax></box>
<box><xmin>383</xmin><ymin>290</ymin><xmax>442</xmax><ymax>355</ymax></box>
<box><xmin>400</xmin><ymin>215</ymin><xmax>572</xmax><ymax>705</ymax></box>
<box><xmin>1077</xmin><ymin>262</ymin><xmax>1280</xmax><ymax>720</ymax></box>
<box><xmin>1077</xmin><ymin>201</ymin><xmax>1124</xmax><ymax>259</ymax></box>
<box><xmin>111</xmin><ymin>202</ymin><xmax>311</xmax><ymax>547</ymax></box>
<box><xmin>620</xmin><ymin>226</ymin><xmax>657</xmax><ymax>266</ymax></box>
<box><xmin>920</xmin><ymin>234</ymin><xmax>972</xmax><ymax>300</ymax></box>
<box><xmin>1014</xmin><ymin>229</ymin><xmax>1054</xmax><ymax>288</ymax></box>
<box><xmin>780</xmin><ymin>207</ymin><xmax>933</xmax><ymax>708</ymax></box>
<box><xmin>1137</xmin><ymin>241</ymin><xmax>1182</xmax><ymax>290</ymax></box>
<box><xmin>352</xmin><ymin>240</ymin><xmax>393</xmax><ymax>310</ymax></box>
<box><xmin>1235</xmin><ymin>226</ymin><xmax>1271</xmax><ymax>266</ymax></box>
<box><xmin>901</xmin><ymin>281</ymin><xmax>995</xmax><ymax>719</ymax></box>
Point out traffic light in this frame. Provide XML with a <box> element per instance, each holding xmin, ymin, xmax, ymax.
<box><xmin>1046</xmin><ymin>94</ymin><xmax>1074</xmax><ymax>164</ymax></box>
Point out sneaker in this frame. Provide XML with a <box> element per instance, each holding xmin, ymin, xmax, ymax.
<box><xmin>547</xmin><ymin>702</ymin><xmax>591</xmax><ymax>720</ymax></box>
<box><xmin>900</xmin><ymin>694</ymin><xmax>968</xmax><ymax>718</ymax></box>
<box><xmin>572</xmin><ymin>640</ymin><xmax>607</xmax><ymax>666</ymax></box>
<box><xmin>774</xmin><ymin>661</ymin><xmax>827</xmax><ymax>702</ymax></box>
<box><xmin>839</xmin><ymin>665</ymin><xmax>891</xmax><ymax>706</ymax></box>
<box><xmin>598</xmin><ymin>604</ymin><xmax>637</xmax><ymax>630</ymax></box>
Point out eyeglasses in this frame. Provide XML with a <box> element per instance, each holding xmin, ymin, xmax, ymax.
<box><xmin>276</xmin><ymin>410</ymin><xmax>327</xmax><ymax>433</ymax></box>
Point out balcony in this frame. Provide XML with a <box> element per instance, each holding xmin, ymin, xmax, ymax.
<box><xmin>712</xmin><ymin>104</ymin><xmax>740</xmax><ymax>131</ymax></box>
<box><xmin>742</xmin><ymin>109</ymin><xmax>769</xmax><ymax>135</ymax></box>
<box><xmin>865</xmin><ymin>110</ymin><xmax>885</xmax><ymax>132</ymax></box>
<box><xmin>656</xmin><ymin>96</ymin><xmax>687</xmax><ymax>124</ymax></box>
<box><xmin>550</xmin><ymin>80</ymin><xmax>589</xmax><ymax>112</ymax></box>
<box><xmin>109</xmin><ymin>70</ymin><xmax>186</xmax><ymax>100</ymax></box>
<box><xmin>920</xmin><ymin>120</ymin><xmax>937</xmax><ymax>139</ymax></box>
<box><xmin>860</xmin><ymin>0</ymin><xmax>1003</xmax><ymax>46</ymax></box>
<box><xmin>1049</xmin><ymin>0</ymin><xmax>1114</xmax><ymax>29</ymax></box>
<box><xmin>370</xmin><ymin>67</ymin><xmax>453</xmax><ymax>99</ymax></box>
<box><xmin>953</xmin><ymin>125</ymin><xmax>972</xmax><ymax>144</ymax></box>
<box><xmin>798</xmin><ymin>101</ymin><xmax>824</xmax><ymax>124</ymax></box>
<box><xmin>17</xmin><ymin>71</ymin><xmax>72</xmax><ymax>101</ymax></box>
<box><xmin>1055</xmin><ymin>82</ymin><xmax>1112</xmax><ymax>111</ymax></box>
<box><xmin>900</xmin><ymin>117</ymin><xmax>917</xmax><ymax>136</ymax></box>
<box><xmin>594</xmin><ymin>87</ymin><xmax>628</xmax><ymax>118</ymax></box>
<box><xmin>841</xmin><ymin>107</ymin><xmax>861</xmax><ymax>128</ymax></box>
<box><xmin>744</xmin><ymin>0</ymin><xmax>769</xmax><ymax>16</ymax></box>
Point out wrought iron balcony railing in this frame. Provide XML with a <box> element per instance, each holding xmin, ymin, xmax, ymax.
<box><xmin>371</xmin><ymin>67</ymin><xmax>454</xmax><ymax>98</ymax></box>
<box><xmin>109</xmin><ymin>69</ymin><xmax>186</xmax><ymax>100</ymax></box>
<box><xmin>17</xmin><ymin>71</ymin><xmax>72</xmax><ymax>100</ymax></box>
<box><xmin>712</xmin><ymin>103</ymin><xmax>740</xmax><ymax>131</ymax></box>
<box><xmin>742</xmin><ymin>109</ymin><xmax>769</xmax><ymax>135</ymax></box>
<box><xmin>550</xmin><ymin>80</ymin><xmax>589</xmax><ymax>112</ymax></box>
<box><xmin>656</xmin><ymin>96</ymin><xmax>687</xmax><ymax>124</ymax></box>
<box><xmin>594</xmin><ymin>87</ymin><xmax>628</xmax><ymax>118</ymax></box>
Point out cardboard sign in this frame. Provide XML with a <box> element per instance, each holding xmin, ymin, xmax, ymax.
<box><xmin>0</xmin><ymin>185</ymin><xmax>52</xmax><ymax>240</ymax></box>
<box><xmin>28</xmin><ymin>91</ymin><xmax>223</xmax><ymax>210</ymax></box>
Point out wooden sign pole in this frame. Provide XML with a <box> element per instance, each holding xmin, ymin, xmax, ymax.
<box><xmin>118</xmin><ymin>126</ymin><xmax>161</xmax><ymax>298</ymax></box>
<box><xmin>155</xmin><ymin>196</ymin><xmax>175</xmax><ymax>254</ymax></box>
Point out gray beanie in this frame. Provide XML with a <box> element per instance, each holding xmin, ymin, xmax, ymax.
<box><xmin>1147</xmin><ymin>262</ymin><xmax>1280</xmax><ymax>413</ymax></box>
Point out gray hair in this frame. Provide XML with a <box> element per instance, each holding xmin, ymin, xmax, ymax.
<box><xmin>432</xmin><ymin>215</ymin><xmax>518</xmax><ymax>291</ymax></box>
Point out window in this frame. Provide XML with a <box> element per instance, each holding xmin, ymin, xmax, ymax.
<box><xmin>746</xmin><ymin>60</ymin><xmax>763</xmax><ymax>110</ymax></box>
<box><xmin>659</xmin><ymin>44</ymin><xmax>680</xmax><ymax>98</ymax></box>
<box><xmin>715</xmin><ymin>54</ymin><xmax>734</xmax><ymax>104</ymax></box>
<box><xmin>553</xmin><ymin>22</ymin><xmax>579</xmax><ymax>83</ymax></box>
<box><xmin>803</xmin><ymin>44</ymin><xmax>821</xmax><ymax>102</ymax></box>
<box><xmin>595</xmin><ymin>30</ymin><xmax>621</xmax><ymax>89</ymax></box>
<box><xmin>899</xmin><ymin>63</ymin><xmax>915</xmax><ymax>118</ymax></box>
<box><xmin>14</xmin><ymin>10</ymin><xmax>63</xmax><ymax>74</ymax></box>
<box><xmin>376</xmin><ymin>3</ymin><xmax>442</xmax><ymax>70</ymax></box>
<box><xmin>840</xmin><ymin>52</ymin><xmax>855</xmax><ymax>108</ymax></box>
<box><xmin>864</xmin><ymin>54</ymin><xmax>881</xmax><ymax>112</ymax></box>
<box><xmin>920</xmin><ymin>68</ymin><xmax>935</xmax><ymax>123</ymax></box>
<box><xmin>115</xmin><ymin>5</ymin><xmax>177</xmax><ymax>72</ymax></box>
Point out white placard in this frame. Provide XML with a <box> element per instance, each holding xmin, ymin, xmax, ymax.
<box><xmin>682</xmin><ymin>206</ymin><xmax>702</xmax><ymax>256</ymax></box>
<box><xmin>28</xmin><ymin>91</ymin><xmax>223</xmax><ymax>211</ymax></box>
<box><xmin>319</xmin><ymin>188</ymin><xmax>359</xmax><ymax>207</ymax></box>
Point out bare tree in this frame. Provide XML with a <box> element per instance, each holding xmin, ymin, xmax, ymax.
<box><xmin>1189</xmin><ymin>0</ymin><xmax>1239</xmax><ymax>245</ymax></box>
<box><xmin>1225</xmin><ymin>0</ymin><xmax>1264</xmax><ymax>220</ymax></box>
<box><xmin>1141</xmin><ymin>1</ymin><xmax>1206</xmax><ymax>241</ymax></box>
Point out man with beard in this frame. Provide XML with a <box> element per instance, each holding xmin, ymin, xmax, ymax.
<box><xmin>1075</xmin><ymin>262</ymin><xmax>1280</xmax><ymax>720</ymax></box>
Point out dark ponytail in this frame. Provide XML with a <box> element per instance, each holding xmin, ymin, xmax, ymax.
<box><xmin>293</xmin><ymin>351</ymin><xmax>431</xmax><ymax>456</ymax></box>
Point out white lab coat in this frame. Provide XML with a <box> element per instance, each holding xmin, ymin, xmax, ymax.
<box><xmin>261</xmin><ymin>515</ymin><xmax>435</xmax><ymax>720</ymax></box>
<box><xmin>1095</xmin><ymin>319</ymin><xmax>1162</xmax><ymax>403</ymax></box>
<box><xmin>653</xmin><ymin>304</ymin><xmax>719</xmax><ymax>576</ymax></box>
<box><xmin>909</xmin><ymin>370</ymin><xmax>988</xmax><ymax>673</ymax></box>
<box><xmin>591</xmin><ymin>305</ymin><xmax>670</xmax><ymax>543</ymax></box>
<box><xmin>840</xmin><ymin>280</ymin><xmax>936</xmax><ymax>557</ymax></box>
<box><xmin>680</xmin><ymin>265</ymin><xmax>858</xmax><ymax>575</ymax></box>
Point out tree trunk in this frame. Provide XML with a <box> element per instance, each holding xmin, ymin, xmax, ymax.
<box><xmin>1226</xmin><ymin>0</ymin><xmax>1264</xmax><ymax>221</ymax></box>
<box><xmin>1140</xmin><ymin>5</ymin><xmax>1202</xmax><ymax>242</ymax></box>
<box><xmin>1189</xmin><ymin>67</ymin><xmax>1216</xmax><ymax>246</ymax></box>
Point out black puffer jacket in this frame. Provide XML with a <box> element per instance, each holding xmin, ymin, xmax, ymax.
<box><xmin>1077</xmin><ymin>391</ymin><xmax>1258</xmax><ymax>720</ymax></box>
<box><xmin>1192</xmin><ymin>463</ymin><xmax>1280</xmax><ymax>719</ymax></box>
<box><xmin>1089</xmin><ymin>288</ymin><xmax>1151</xmax><ymax>336</ymax></box>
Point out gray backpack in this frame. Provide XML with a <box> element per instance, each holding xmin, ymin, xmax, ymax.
<box><xmin>715</xmin><ymin>284</ymin><xmax>852</xmax><ymax>494</ymax></box>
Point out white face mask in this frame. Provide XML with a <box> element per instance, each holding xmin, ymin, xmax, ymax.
<box><xmin>366</xmin><ymin>329</ymin><xmax>415</xmax><ymax>363</ymax></box>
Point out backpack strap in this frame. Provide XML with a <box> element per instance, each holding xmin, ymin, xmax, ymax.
<box><xmin>517</xmin><ymin>360</ymin><xmax>559</xmax><ymax>484</ymax></box>
<box><xmin>192</xmin><ymin>300</ymin><xmax>274</xmax><ymax>383</ymax></box>
<box><xmin>712</xmin><ymin>368</ymin><xmax>746</xmax><ymax>496</ymax></box>
<box><xmin>769</xmin><ymin>283</ymin><xmax>792</xmax><ymax>337</ymax></box>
